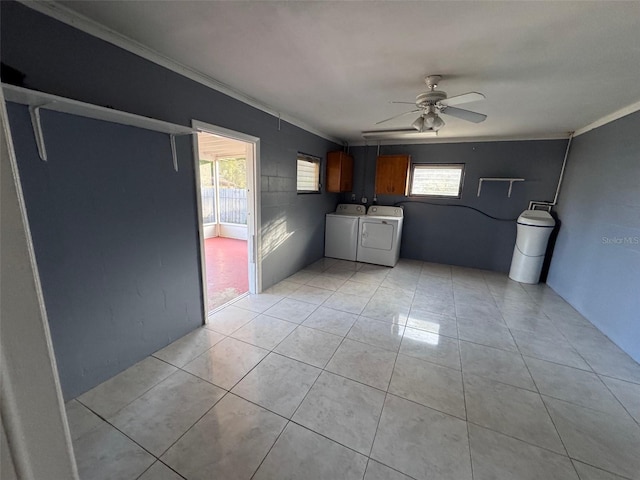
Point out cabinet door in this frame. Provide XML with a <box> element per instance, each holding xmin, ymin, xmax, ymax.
<box><xmin>339</xmin><ymin>154</ymin><xmax>353</xmax><ymax>192</ymax></box>
<box><xmin>375</xmin><ymin>155</ymin><xmax>410</xmax><ymax>195</ymax></box>
<box><xmin>326</xmin><ymin>151</ymin><xmax>354</xmax><ymax>192</ymax></box>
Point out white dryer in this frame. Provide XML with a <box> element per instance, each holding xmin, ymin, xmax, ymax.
<box><xmin>356</xmin><ymin>206</ymin><xmax>404</xmax><ymax>267</ymax></box>
<box><xmin>325</xmin><ymin>204</ymin><xmax>366</xmax><ymax>261</ymax></box>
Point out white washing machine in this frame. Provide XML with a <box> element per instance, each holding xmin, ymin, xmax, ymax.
<box><xmin>325</xmin><ymin>204</ymin><xmax>366</xmax><ymax>261</ymax></box>
<box><xmin>356</xmin><ymin>206</ymin><xmax>404</xmax><ymax>267</ymax></box>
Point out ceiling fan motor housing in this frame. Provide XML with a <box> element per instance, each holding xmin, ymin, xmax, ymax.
<box><xmin>416</xmin><ymin>90</ymin><xmax>447</xmax><ymax>108</ymax></box>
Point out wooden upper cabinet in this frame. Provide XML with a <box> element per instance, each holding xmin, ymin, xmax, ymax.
<box><xmin>375</xmin><ymin>154</ymin><xmax>410</xmax><ymax>195</ymax></box>
<box><xmin>326</xmin><ymin>151</ymin><xmax>354</xmax><ymax>192</ymax></box>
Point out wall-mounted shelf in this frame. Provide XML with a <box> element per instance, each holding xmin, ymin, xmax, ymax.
<box><xmin>477</xmin><ymin>177</ymin><xmax>525</xmax><ymax>198</ymax></box>
<box><xmin>2</xmin><ymin>83</ymin><xmax>195</xmax><ymax>169</ymax></box>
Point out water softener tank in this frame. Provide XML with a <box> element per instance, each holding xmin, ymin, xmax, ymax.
<box><xmin>509</xmin><ymin>210</ymin><xmax>556</xmax><ymax>284</ymax></box>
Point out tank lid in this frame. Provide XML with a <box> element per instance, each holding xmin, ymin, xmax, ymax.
<box><xmin>517</xmin><ymin>209</ymin><xmax>555</xmax><ymax>227</ymax></box>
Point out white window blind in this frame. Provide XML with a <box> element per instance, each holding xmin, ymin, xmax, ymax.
<box><xmin>297</xmin><ymin>154</ymin><xmax>321</xmax><ymax>193</ymax></box>
<box><xmin>410</xmin><ymin>164</ymin><xmax>464</xmax><ymax>197</ymax></box>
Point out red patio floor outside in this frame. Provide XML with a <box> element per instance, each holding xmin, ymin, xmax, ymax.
<box><xmin>204</xmin><ymin>237</ymin><xmax>248</xmax><ymax>311</ymax></box>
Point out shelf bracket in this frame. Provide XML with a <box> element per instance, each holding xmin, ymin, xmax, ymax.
<box><xmin>29</xmin><ymin>104</ymin><xmax>49</xmax><ymax>161</ymax></box>
<box><xmin>477</xmin><ymin>177</ymin><xmax>525</xmax><ymax>198</ymax></box>
<box><xmin>170</xmin><ymin>134</ymin><xmax>178</xmax><ymax>172</ymax></box>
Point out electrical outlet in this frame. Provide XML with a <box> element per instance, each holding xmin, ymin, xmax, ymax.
<box><xmin>351</xmin><ymin>193</ymin><xmax>356</xmax><ymax>201</ymax></box>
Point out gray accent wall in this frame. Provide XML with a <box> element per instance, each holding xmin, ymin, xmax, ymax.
<box><xmin>2</xmin><ymin>1</ymin><xmax>340</xmax><ymax>398</ymax></box>
<box><xmin>347</xmin><ymin>141</ymin><xmax>567</xmax><ymax>272</ymax></box>
<box><xmin>7</xmin><ymin>103</ymin><xmax>202</xmax><ymax>401</ymax></box>
<box><xmin>548</xmin><ymin>111</ymin><xmax>640</xmax><ymax>362</ymax></box>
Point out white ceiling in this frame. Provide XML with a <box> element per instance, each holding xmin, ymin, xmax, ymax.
<box><xmin>53</xmin><ymin>1</ymin><xmax>640</xmax><ymax>144</ymax></box>
<box><xmin>197</xmin><ymin>132</ymin><xmax>248</xmax><ymax>161</ymax></box>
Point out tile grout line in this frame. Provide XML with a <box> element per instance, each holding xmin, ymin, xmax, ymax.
<box><xmin>248</xmin><ymin>266</ymin><xmax>637</xmax><ymax>479</ymax></box>
<box><xmin>279</xmin><ymin>313</ymin><xmax>347</xmax><ymax>419</ymax></box>
<box><xmin>472</xmin><ymin>275</ymin><xmax>596</xmax><ymax>467</ymax></box>
<box><xmin>463</xmin><ymin>416</ymin><xmax>582</xmax><ymax>460</ymax></box>
<box><xmin>158</xmin><ymin>319</ymin><xmax>310</xmax><ymax>474</ymax></box>
<box><xmin>193</xmin><ymin>306</ymin><xmax>328</xmax><ymax>394</ymax></box>
<box><xmin>520</xmin><ymin>350</ymin><xmax>576</xmax><ymax>466</ymax></box>
<box><xmin>256</xmin><ymin>265</ymin><xmax>399</xmax><ymax>477</ymax></box>
<box><xmin>367</xmin><ymin>341</ymin><xmax>401</xmax><ymax>459</ymax></box>
<box><xmin>145</xmin><ymin>388</ymin><xmax>229</xmax><ymax>459</ymax></box>
<box><xmin>361</xmin><ymin>342</ymin><xmax>402</xmax><ymax>480</ymax></box>
<box><xmin>74</xmin><ymin>347</ymin><xmax>243</xmax><ymax>477</ymax></box>
<box><xmin>486</xmin><ymin>280</ymin><xmax>606</xmax><ymax>474</ymax></box>
<box><xmin>514</xmin><ymin>348</ymin><xmax>639</xmax><ymax>418</ymax></box>
<box><xmin>75</xmin><ymin>393</ymin><xmax>198</xmax><ymax>474</ymax></box>
<box><xmin>74</xmin><ymin>260</ymin><xmax>640</xmax><ymax>480</ymax></box>
<box><xmin>158</xmin><ymin>388</ymin><xmax>288</xmax><ymax>479</ymax></box>
<box><xmin>518</xmin><ymin>282</ymin><xmax>599</xmax><ymax>376</ymax></box>
<box><xmin>244</xmin><ymin>275</ymin><xmax>372</xmax><ymax>476</ymax></box>
<box><xmin>596</xmin><ymin>375</ymin><xmax>640</xmax><ymax>428</ymax></box>
<box><xmin>511</xmin><ymin>282</ymin><xmax>640</xmax><ymax>430</ymax></box>
<box><xmin>75</xmin><ymin>355</ymin><xmax>178</xmax><ymax>422</ymax></box>
<box><xmin>133</xmin><ymin>459</ymin><xmax>187</xmax><ymax>480</ymax></box>
<box><xmin>285</xmin><ymin>320</ymin><xmax>351</xmax><ymax>421</ymax></box>
<box><xmin>247</xmin><ymin>419</ymin><xmax>290</xmax><ymax>480</ymax></box>
<box><xmin>452</xmin><ymin>282</ymin><xmax>476</xmax><ymax>480</ymax></box>
<box><xmin>570</xmin><ymin>459</ymin><xmax>635</xmax><ymax>480</ymax></box>
<box><xmin>364</xmin><ymin>326</ymin><xmax>404</xmax><ymax>475</ymax></box>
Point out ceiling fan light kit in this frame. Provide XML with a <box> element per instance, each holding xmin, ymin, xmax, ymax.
<box><xmin>366</xmin><ymin>75</ymin><xmax>486</xmax><ymax>138</ymax></box>
<box><xmin>411</xmin><ymin>108</ymin><xmax>446</xmax><ymax>132</ymax></box>
<box><xmin>411</xmin><ymin>116</ymin><xmax>426</xmax><ymax>132</ymax></box>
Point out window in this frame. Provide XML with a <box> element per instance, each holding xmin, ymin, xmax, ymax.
<box><xmin>297</xmin><ymin>153</ymin><xmax>321</xmax><ymax>193</ymax></box>
<box><xmin>410</xmin><ymin>164</ymin><xmax>464</xmax><ymax>197</ymax></box>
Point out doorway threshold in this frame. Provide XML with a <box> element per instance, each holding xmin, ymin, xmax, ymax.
<box><xmin>207</xmin><ymin>291</ymin><xmax>249</xmax><ymax>318</ymax></box>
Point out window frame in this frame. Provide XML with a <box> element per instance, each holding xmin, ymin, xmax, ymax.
<box><xmin>409</xmin><ymin>163</ymin><xmax>465</xmax><ymax>199</ymax></box>
<box><xmin>296</xmin><ymin>152</ymin><xmax>322</xmax><ymax>194</ymax></box>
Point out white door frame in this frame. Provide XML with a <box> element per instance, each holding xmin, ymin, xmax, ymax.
<box><xmin>191</xmin><ymin>120</ymin><xmax>261</xmax><ymax>318</ymax></box>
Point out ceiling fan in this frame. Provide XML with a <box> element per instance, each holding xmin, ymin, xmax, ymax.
<box><xmin>365</xmin><ymin>75</ymin><xmax>486</xmax><ymax>136</ymax></box>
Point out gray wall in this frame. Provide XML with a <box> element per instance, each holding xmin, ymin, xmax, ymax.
<box><xmin>1</xmin><ymin>1</ymin><xmax>340</xmax><ymax>398</ymax></box>
<box><xmin>548</xmin><ymin>111</ymin><xmax>640</xmax><ymax>362</ymax></box>
<box><xmin>7</xmin><ymin>105</ymin><xmax>202</xmax><ymax>400</ymax></box>
<box><xmin>347</xmin><ymin>141</ymin><xmax>567</xmax><ymax>271</ymax></box>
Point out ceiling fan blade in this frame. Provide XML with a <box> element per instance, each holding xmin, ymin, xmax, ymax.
<box><xmin>389</xmin><ymin>101</ymin><xmax>417</xmax><ymax>105</ymax></box>
<box><xmin>376</xmin><ymin>109</ymin><xmax>420</xmax><ymax>125</ymax></box>
<box><xmin>440</xmin><ymin>106</ymin><xmax>487</xmax><ymax>123</ymax></box>
<box><xmin>439</xmin><ymin>92</ymin><xmax>485</xmax><ymax>107</ymax></box>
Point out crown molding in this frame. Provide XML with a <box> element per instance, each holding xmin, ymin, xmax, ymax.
<box><xmin>18</xmin><ymin>1</ymin><xmax>344</xmax><ymax>145</ymax></box>
<box><xmin>348</xmin><ymin>132</ymin><xmax>572</xmax><ymax>147</ymax></box>
<box><xmin>574</xmin><ymin>99</ymin><xmax>640</xmax><ymax>137</ymax></box>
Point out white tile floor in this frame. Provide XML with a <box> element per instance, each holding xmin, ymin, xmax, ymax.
<box><xmin>67</xmin><ymin>258</ymin><xmax>640</xmax><ymax>480</ymax></box>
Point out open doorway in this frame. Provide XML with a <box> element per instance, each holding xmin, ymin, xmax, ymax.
<box><xmin>193</xmin><ymin>121</ymin><xmax>260</xmax><ymax>314</ymax></box>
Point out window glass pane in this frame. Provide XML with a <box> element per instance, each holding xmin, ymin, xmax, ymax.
<box><xmin>411</xmin><ymin>165</ymin><xmax>463</xmax><ymax>197</ymax></box>
<box><xmin>199</xmin><ymin>160</ymin><xmax>216</xmax><ymax>224</ymax></box>
<box><xmin>297</xmin><ymin>154</ymin><xmax>321</xmax><ymax>192</ymax></box>
<box><xmin>218</xmin><ymin>157</ymin><xmax>247</xmax><ymax>225</ymax></box>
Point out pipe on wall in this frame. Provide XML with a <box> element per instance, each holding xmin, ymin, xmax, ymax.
<box><xmin>529</xmin><ymin>133</ymin><xmax>574</xmax><ymax>210</ymax></box>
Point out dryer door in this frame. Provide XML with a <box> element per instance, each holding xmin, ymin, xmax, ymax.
<box><xmin>360</xmin><ymin>220</ymin><xmax>396</xmax><ymax>251</ymax></box>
